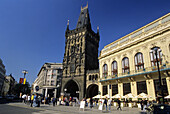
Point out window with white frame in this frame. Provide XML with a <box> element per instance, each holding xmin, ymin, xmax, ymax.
<box><xmin>122</xmin><ymin>57</ymin><xmax>130</xmax><ymax>73</ymax></box>
<box><xmin>135</xmin><ymin>52</ymin><xmax>144</xmax><ymax>70</ymax></box>
<box><xmin>150</xmin><ymin>47</ymin><xmax>162</xmax><ymax>67</ymax></box>
<box><xmin>111</xmin><ymin>61</ymin><xmax>118</xmax><ymax>75</ymax></box>
<box><xmin>103</xmin><ymin>64</ymin><xmax>108</xmax><ymax>77</ymax></box>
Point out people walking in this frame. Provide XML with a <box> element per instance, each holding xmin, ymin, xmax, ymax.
<box><xmin>27</xmin><ymin>94</ymin><xmax>30</xmax><ymax>105</ymax></box>
<box><xmin>117</xmin><ymin>98</ymin><xmax>122</xmax><ymax>111</ymax></box>
<box><xmin>30</xmin><ymin>94</ymin><xmax>34</xmax><ymax>107</ymax></box>
<box><xmin>52</xmin><ymin>97</ymin><xmax>56</xmax><ymax>106</ymax></box>
<box><xmin>104</xmin><ymin>97</ymin><xmax>107</xmax><ymax>111</ymax></box>
<box><xmin>108</xmin><ymin>98</ymin><xmax>112</xmax><ymax>111</ymax></box>
<box><xmin>143</xmin><ymin>99</ymin><xmax>147</xmax><ymax>111</ymax></box>
<box><xmin>140</xmin><ymin>100</ymin><xmax>144</xmax><ymax>110</ymax></box>
<box><xmin>90</xmin><ymin>97</ymin><xmax>93</xmax><ymax>109</ymax></box>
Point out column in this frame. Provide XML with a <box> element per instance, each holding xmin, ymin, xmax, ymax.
<box><xmin>129</xmin><ymin>51</ymin><xmax>135</xmax><ymax>71</ymax></box>
<box><xmin>108</xmin><ymin>84</ymin><xmax>112</xmax><ymax>98</ymax></box>
<box><xmin>130</xmin><ymin>81</ymin><xmax>137</xmax><ymax>96</ymax></box>
<box><xmin>166</xmin><ymin>77</ymin><xmax>170</xmax><ymax>95</ymax></box>
<box><xmin>99</xmin><ymin>83</ymin><xmax>103</xmax><ymax>95</ymax></box>
<box><xmin>143</xmin><ymin>47</ymin><xmax>150</xmax><ymax>68</ymax></box>
<box><xmin>146</xmin><ymin>79</ymin><xmax>156</xmax><ymax>100</ymax></box>
<box><xmin>117</xmin><ymin>58</ymin><xmax>122</xmax><ymax>77</ymax></box>
<box><xmin>54</xmin><ymin>89</ymin><xmax>57</xmax><ymax>98</ymax></box>
<box><xmin>118</xmin><ymin>83</ymin><xmax>123</xmax><ymax>96</ymax></box>
<box><xmin>45</xmin><ymin>88</ymin><xmax>48</xmax><ymax>97</ymax></box>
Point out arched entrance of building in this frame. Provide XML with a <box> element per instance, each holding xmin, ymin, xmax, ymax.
<box><xmin>86</xmin><ymin>84</ymin><xmax>98</xmax><ymax>98</ymax></box>
<box><xmin>64</xmin><ymin>80</ymin><xmax>79</xmax><ymax>98</ymax></box>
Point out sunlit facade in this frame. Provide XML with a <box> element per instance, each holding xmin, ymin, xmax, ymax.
<box><xmin>33</xmin><ymin>63</ymin><xmax>62</xmax><ymax>98</ymax></box>
<box><xmin>99</xmin><ymin>13</ymin><xmax>170</xmax><ymax>100</ymax></box>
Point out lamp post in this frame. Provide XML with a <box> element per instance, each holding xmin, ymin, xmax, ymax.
<box><xmin>64</xmin><ymin>88</ymin><xmax>67</xmax><ymax>96</ymax></box>
<box><xmin>22</xmin><ymin>70</ymin><xmax>28</xmax><ymax>94</ymax></box>
<box><xmin>151</xmin><ymin>47</ymin><xmax>164</xmax><ymax>104</ymax></box>
<box><xmin>22</xmin><ymin>70</ymin><xmax>28</xmax><ymax>79</ymax></box>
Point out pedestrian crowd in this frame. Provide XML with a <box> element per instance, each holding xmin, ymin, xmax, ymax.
<box><xmin>21</xmin><ymin>94</ymin><xmax>169</xmax><ymax>113</ymax></box>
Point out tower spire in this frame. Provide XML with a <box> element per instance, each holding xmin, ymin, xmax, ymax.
<box><xmin>87</xmin><ymin>1</ymin><xmax>88</xmax><ymax>8</ymax></box>
<box><xmin>66</xmin><ymin>19</ymin><xmax>69</xmax><ymax>31</ymax></box>
<box><xmin>76</xmin><ymin>3</ymin><xmax>91</xmax><ymax>29</ymax></box>
<box><xmin>97</xmin><ymin>26</ymin><xmax>99</xmax><ymax>34</ymax></box>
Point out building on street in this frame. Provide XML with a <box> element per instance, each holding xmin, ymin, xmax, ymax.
<box><xmin>0</xmin><ymin>58</ymin><xmax>6</xmax><ymax>96</ymax></box>
<box><xmin>3</xmin><ymin>74</ymin><xmax>16</xmax><ymax>96</ymax></box>
<box><xmin>33</xmin><ymin>63</ymin><xmax>62</xmax><ymax>98</ymax></box>
<box><xmin>99</xmin><ymin>13</ymin><xmax>170</xmax><ymax>100</ymax></box>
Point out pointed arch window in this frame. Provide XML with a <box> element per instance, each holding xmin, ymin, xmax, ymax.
<box><xmin>122</xmin><ymin>57</ymin><xmax>130</xmax><ymax>73</ymax></box>
<box><xmin>89</xmin><ymin>75</ymin><xmax>92</xmax><ymax>80</ymax></box>
<box><xmin>103</xmin><ymin>64</ymin><xmax>108</xmax><ymax>77</ymax></box>
<box><xmin>111</xmin><ymin>61</ymin><xmax>118</xmax><ymax>75</ymax></box>
<box><xmin>135</xmin><ymin>52</ymin><xmax>144</xmax><ymax>70</ymax></box>
<box><xmin>150</xmin><ymin>47</ymin><xmax>162</xmax><ymax>66</ymax></box>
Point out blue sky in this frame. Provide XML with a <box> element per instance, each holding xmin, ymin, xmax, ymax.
<box><xmin>0</xmin><ymin>0</ymin><xmax>169</xmax><ymax>85</ymax></box>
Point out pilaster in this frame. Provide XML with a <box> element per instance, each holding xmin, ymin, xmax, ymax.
<box><xmin>166</xmin><ymin>77</ymin><xmax>170</xmax><ymax>95</ymax></box>
<box><xmin>118</xmin><ymin>83</ymin><xmax>123</xmax><ymax>96</ymax></box>
<box><xmin>130</xmin><ymin>81</ymin><xmax>137</xmax><ymax>96</ymax></box>
<box><xmin>146</xmin><ymin>79</ymin><xmax>156</xmax><ymax>100</ymax></box>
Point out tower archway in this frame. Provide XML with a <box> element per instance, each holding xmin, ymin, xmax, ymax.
<box><xmin>86</xmin><ymin>84</ymin><xmax>98</xmax><ymax>98</ymax></box>
<box><xmin>63</xmin><ymin>80</ymin><xmax>79</xmax><ymax>98</ymax></box>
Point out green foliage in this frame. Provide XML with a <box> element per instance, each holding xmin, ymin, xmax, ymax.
<box><xmin>13</xmin><ymin>82</ymin><xmax>31</xmax><ymax>96</ymax></box>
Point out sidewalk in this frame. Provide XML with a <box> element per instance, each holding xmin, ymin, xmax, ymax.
<box><xmin>8</xmin><ymin>102</ymin><xmax>147</xmax><ymax>114</ymax></box>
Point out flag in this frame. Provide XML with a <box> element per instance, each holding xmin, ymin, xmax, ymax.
<box><xmin>23</xmin><ymin>78</ymin><xmax>26</xmax><ymax>84</ymax></box>
<box><xmin>19</xmin><ymin>78</ymin><xmax>24</xmax><ymax>84</ymax></box>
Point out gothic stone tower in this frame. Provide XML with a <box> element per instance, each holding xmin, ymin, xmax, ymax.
<box><xmin>61</xmin><ymin>4</ymin><xmax>100</xmax><ymax>100</ymax></box>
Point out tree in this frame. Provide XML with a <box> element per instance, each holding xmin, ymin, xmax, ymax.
<box><xmin>13</xmin><ymin>82</ymin><xmax>31</xmax><ymax>96</ymax></box>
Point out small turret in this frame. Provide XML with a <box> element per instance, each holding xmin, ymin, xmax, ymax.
<box><xmin>97</xmin><ymin>26</ymin><xmax>99</xmax><ymax>34</ymax></box>
<box><xmin>66</xmin><ymin>19</ymin><xmax>69</xmax><ymax>31</ymax></box>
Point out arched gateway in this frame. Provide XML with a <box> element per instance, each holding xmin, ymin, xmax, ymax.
<box><xmin>63</xmin><ymin>80</ymin><xmax>79</xmax><ymax>98</ymax></box>
<box><xmin>86</xmin><ymin>84</ymin><xmax>98</xmax><ymax>98</ymax></box>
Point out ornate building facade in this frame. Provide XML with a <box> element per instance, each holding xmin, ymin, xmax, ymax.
<box><xmin>61</xmin><ymin>4</ymin><xmax>100</xmax><ymax>100</ymax></box>
<box><xmin>33</xmin><ymin>63</ymin><xmax>62</xmax><ymax>98</ymax></box>
<box><xmin>99</xmin><ymin>13</ymin><xmax>170</xmax><ymax>100</ymax></box>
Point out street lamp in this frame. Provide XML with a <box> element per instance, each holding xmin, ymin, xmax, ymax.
<box><xmin>151</xmin><ymin>47</ymin><xmax>164</xmax><ymax>104</ymax></box>
<box><xmin>22</xmin><ymin>70</ymin><xmax>28</xmax><ymax>79</ymax></box>
<box><xmin>22</xmin><ymin>70</ymin><xmax>28</xmax><ymax>94</ymax></box>
<box><xmin>64</xmin><ymin>88</ymin><xmax>67</xmax><ymax>96</ymax></box>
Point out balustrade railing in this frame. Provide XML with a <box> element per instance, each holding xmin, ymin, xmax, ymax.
<box><xmin>101</xmin><ymin>64</ymin><xmax>170</xmax><ymax>81</ymax></box>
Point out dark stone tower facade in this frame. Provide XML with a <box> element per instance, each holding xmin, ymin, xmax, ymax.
<box><xmin>61</xmin><ymin>4</ymin><xmax>100</xmax><ymax>100</ymax></box>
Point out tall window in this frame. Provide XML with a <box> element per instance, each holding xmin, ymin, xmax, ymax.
<box><xmin>123</xmin><ymin>83</ymin><xmax>131</xmax><ymax>95</ymax></box>
<box><xmin>103</xmin><ymin>85</ymin><xmax>108</xmax><ymax>96</ymax></box>
<box><xmin>89</xmin><ymin>75</ymin><xmax>92</xmax><ymax>80</ymax></box>
<box><xmin>122</xmin><ymin>57</ymin><xmax>130</xmax><ymax>73</ymax></box>
<box><xmin>135</xmin><ymin>52</ymin><xmax>144</xmax><ymax>70</ymax></box>
<box><xmin>137</xmin><ymin>81</ymin><xmax>147</xmax><ymax>94</ymax></box>
<box><xmin>103</xmin><ymin>64</ymin><xmax>108</xmax><ymax>77</ymax></box>
<box><xmin>112</xmin><ymin>84</ymin><xmax>118</xmax><ymax>96</ymax></box>
<box><xmin>111</xmin><ymin>61</ymin><xmax>118</xmax><ymax>75</ymax></box>
<box><xmin>150</xmin><ymin>47</ymin><xmax>162</xmax><ymax>66</ymax></box>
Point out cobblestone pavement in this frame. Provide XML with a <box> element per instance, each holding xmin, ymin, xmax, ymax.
<box><xmin>7</xmin><ymin>103</ymin><xmax>147</xmax><ymax>114</ymax></box>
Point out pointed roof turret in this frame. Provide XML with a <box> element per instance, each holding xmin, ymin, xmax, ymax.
<box><xmin>66</xmin><ymin>19</ymin><xmax>69</xmax><ymax>31</ymax></box>
<box><xmin>76</xmin><ymin>3</ymin><xmax>91</xmax><ymax>29</ymax></box>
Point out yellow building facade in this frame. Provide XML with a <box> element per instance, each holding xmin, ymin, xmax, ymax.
<box><xmin>99</xmin><ymin>13</ymin><xmax>170</xmax><ymax>100</ymax></box>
